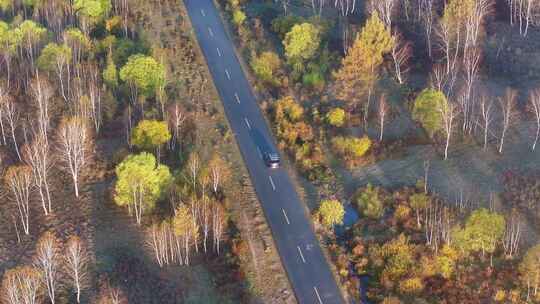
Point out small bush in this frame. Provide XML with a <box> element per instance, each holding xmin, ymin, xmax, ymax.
<box><xmin>354</xmin><ymin>183</ymin><xmax>383</xmax><ymax>219</ymax></box>
<box><xmin>398</xmin><ymin>277</ymin><xmax>424</xmax><ymax>294</ymax></box>
<box><xmin>332</xmin><ymin>136</ymin><xmax>372</xmax><ymax>166</ymax></box>
<box><xmin>326</xmin><ymin>107</ymin><xmax>346</xmax><ymax>127</ymax></box>
<box><xmin>250</xmin><ymin>51</ymin><xmax>282</xmax><ymax>86</ymax></box>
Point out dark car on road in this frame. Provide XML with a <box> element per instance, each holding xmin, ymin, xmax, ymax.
<box><xmin>264</xmin><ymin>152</ymin><xmax>280</xmax><ymax>168</ymax></box>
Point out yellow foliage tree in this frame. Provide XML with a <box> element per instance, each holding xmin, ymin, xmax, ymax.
<box><xmin>318</xmin><ymin>199</ymin><xmax>345</xmax><ymax>228</ymax></box>
<box><xmin>334</xmin><ymin>12</ymin><xmax>393</xmax><ymax>112</ymax></box>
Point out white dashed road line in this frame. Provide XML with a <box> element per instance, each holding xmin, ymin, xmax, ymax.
<box><xmin>234</xmin><ymin>92</ymin><xmax>241</xmax><ymax>104</ymax></box>
<box><xmin>217</xmin><ymin>47</ymin><xmax>222</xmax><ymax>57</ymax></box>
<box><xmin>297</xmin><ymin>246</ymin><xmax>306</xmax><ymax>264</ymax></box>
<box><xmin>282</xmin><ymin>209</ymin><xmax>290</xmax><ymax>224</ymax></box>
<box><xmin>313</xmin><ymin>286</ymin><xmax>323</xmax><ymax>304</ymax></box>
<box><xmin>200</xmin><ymin>9</ymin><xmax>206</xmax><ymax>16</ymax></box>
<box><xmin>244</xmin><ymin>117</ymin><xmax>251</xmax><ymax>130</ymax></box>
<box><xmin>225</xmin><ymin>69</ymin><xmax>231</xmax><ymax>80</ymax></box>
<box><xmin>208</xmin><ymin>27</ymin><xmax>214</xmax><ymax>37</ymax></box>
<box><xmin>269</xmin><ymin>176</ymin><xmax>276</xmax><ymax>191</ymax></box>
<box><xmin>256</xmin><ymin>147</ymin><xmax>262</xmax><ymax>158</ymax></box>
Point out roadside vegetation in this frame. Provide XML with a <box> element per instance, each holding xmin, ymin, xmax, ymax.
<box><xmin>219</xmin><ymin>0</ymin><xmax>540</xmax><ymax>303</ymax></box>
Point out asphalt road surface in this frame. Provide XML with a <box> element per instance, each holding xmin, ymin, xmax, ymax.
<box><xmin>183</xmin><ymin>1</ymin><xmax>345</xmax><ymax>303</ymax></box>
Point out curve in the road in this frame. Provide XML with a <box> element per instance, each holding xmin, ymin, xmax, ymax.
<box><xmin>183</xmin><ymin>1</ymin><xmax>345</xmax><ymax>303</ymax></box>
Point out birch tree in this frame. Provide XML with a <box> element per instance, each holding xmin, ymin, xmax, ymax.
<box><xmin>503</xmin><ymin>210</ymin><xmax>521</xmax><ymax>258</ymax></box>
<box><xmin>529</xmin><ymin>88</ymin><xmax>540</xmax><ymax>150</ymax></box>
<box><xmin>498</xmin><ymin>88</ymin><xmax>517</xmax><ymax>154</ymax></box>
<box><xmin>64</xmin><ymin>235</ymin><xmax>89</xmax><ymax>303</ymax></box>
<box><xmin>1</xmin><ymin>93</ymin><xmax>22</xmax><ymax>160</ymax></box>
<box><xmin>187</xmin><ymin>152</ymin><xmax>200</xmax><ymax>192</ymax></box>
<box><xmin>519</xmin><ymin>244</ymin><xmax>540</xmax><ymax>301</ymax></box>
<box><xmin>114</xmin><ymin>152</ymin><xmax>172</xmax><ymax>224</ymax></box>
<box><xmin>212</xmin><ymin>202</ymin><xmax>225</xmax><ymax>254</ymax></box>
<box><xmin>479</xmin><ymin>93</ymin><xmax>495</xmax><ymax>151</ymax></box>
<box><xmin>1</xmin><ymin>266</ymin><xmax>42</xmax><ymax>304</ymax></box>
<box><xmin>390</xmin><ymin>32</ymin><xmax>412</xmax><ymax>84</ymax></box>
<box><xmin>420</xmin><ymin>0</ymin><xmax>435</xmax><ymax>58</ymax></box>
<box><xmin>461</xmin><ymin>47</ymin><xmax>481</xmax><ymax>134</ymax></box>
<box><xmin>0</xmin><ymin>21</ymin><xmax>22</xmax><ymax>87</ymax></box>
<box><xmin>368</xmin><ymin>0</ymin><xmax>396</xmax><ymax>28</ymax></box>
<box><xmin>57</xmin><ymin>116</ymin><xmax>90</xmax><ymax>198</ymax></box>
<box><xmin>168</xmin><ymin>102</ymin><xmax>186</xmax><ymax>151</ymax></box>
<box><xmin>5</xmin><ymin>165</ymin><xmax>33</xmax><ymax>235</ymax></box>
<box><xmin>173</xmin><ymin>204</ymin><xmax>197</xmax><ymax>265</ymax></box>
<box><xmin>30</xmin><ymin>76</ymin><xmax>52</xmax><ymax>141</ymax></box>
<box><xmin>0</xmin><ymin>83</ymin><xmax>8</xmax><ymax>145</ymax></box>
<box><xmin>23</xmin><ymin>134</ymin><xmax>53</xmax><ymax>215</ymax></box>
<box><xmin>440</xmin><ymin>101</ymin><xmax>458</xmax><ymax>160</ymax></box>
<box><xmin>36</xmin><ymin>43</ymin><xmax>72</xmax><ymax>102</ymax></box>
<box><xmin>208</xmin><ymin>153</ymin><xmax>230</xmax><ymax>195</ymax></box>
<box><xmin>34</xmin><ymin>231</ymin><xmax>60</xmax><ymax>304</ymax></box>
<box><xmin>18</xmin><ymin>20</ymin><xmax>47</xmax><ymax>69</ymax></box>
<box><xmin>378</xmin><ymin>94</ymin><xmax>388</xmax><ymax>142</ymax></box>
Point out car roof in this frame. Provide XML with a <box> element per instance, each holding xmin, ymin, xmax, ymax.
<box><xmin>267</xmin><ymin>152</ymin><xmax>280</xmax><ymax>160</ymax></box>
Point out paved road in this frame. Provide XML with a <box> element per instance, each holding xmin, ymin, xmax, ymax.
<box><xmin>183</xmin><ymin>1</ymin><xmax>345</xmax><ymax>303</ymax></box>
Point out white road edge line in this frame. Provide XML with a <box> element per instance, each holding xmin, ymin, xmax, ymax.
<box><xmin>297</xmin><ymin>246</ymin><xmax>306</xmax><ymax>264</ymax></box>
<box><xmin>282</xmin><ymin>209</ymin><xmax>290</xmax><ymax>224</ymax></box>
<box><xmin>208</xmin><ymin>27</ymin><xmax>214</xmax><ymax>37</ymax></box>
<box><xmin>244</xmin><ymin>117</ymin><xmax>251</xmax><ymax>130</ymax></box>
<box><xmin>234</xmin><ymin>92</ymin><xmax>241</xmax><ymax>104</ymax></box>
<box><xmin>269</xmin><ymin>176</ymin><xmax>276</xmax><ymax>191</ymax></box>
<box><xmin>225</xmin><ymin>69</ymin><xmax>231</xmax><ymax>80</ymax></box>
<box><xmin>217</xmin><ymin>47</ymin><xmax>222</xmax><ymax>57</ymax></box>
<box><xmin>200</xmin><ymin>9</ymin><xmax>206</xmax><ymax>16</ymax></box>
<box><xmin>313</xmin><ymin>286</ymin><xmax>323</xmax><ymax>304</ymax></box>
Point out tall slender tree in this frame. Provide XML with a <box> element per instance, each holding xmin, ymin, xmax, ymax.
<box><xmin>57</xmin><ymin>116</ymin><xmax>91</xmax><ymax>198</ymax></box>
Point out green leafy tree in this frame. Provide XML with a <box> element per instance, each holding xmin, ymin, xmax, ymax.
<box><xmin>271</xmin><ymin>15</ymin><xmax>305</xmax><ymax>39</ymax></box>
<box><xmin>435</xmin><ymin>245</ymin><xmax>459</xmax><ymax>279</ymax></box>
<box><xmin>453</xmin><ymin>208</ymin><xmax>505</xmax><ymax>260</ymax></box>
<box><xmin>275</xmin><ymin>96</ymin><xmax>304</xmax><ymax>122</ymax></box>
<box><xmin>120</xmin><ymin>54</ymin><xmax>166</xmax><ymax>104</ymax></box>
<box><xmin>318</xmin><ymin>199</ymin><xmax>345</xmax><ymax>228</ymax></box>
<box><xmin>17</xmin><ymin>20</ymin><xmax>47</xmax><ymax>66</ymax></box>
<box><xmin>332</xmin><ymin>136</ymin><xmax>372</xmax><ymax>160</ymax></box>
<box><xmin>114</xmin><ymin>152</ymin><xmax>172</xmax><ymax>224</ymax></box>
<box><xmin>131</xmin><ymin>120</ymin><xmax>171</xmax><ymax>153</ymax></box>
<box><xmin>0</xmin><ymin>0</ymin><xmax>11</xmax><ymax>11</ymax></box>
<box><xmin>412</xmin><ymin>88</ymin><xmax>448</xmax><ymax>138</ymax></box>
<box><xmin>63</xmin><ymin>28</ymin><xmax>90</xmax><ymax>64</ymax></box>
<box><xmin>73</xmin><ymin>0</ymin><xmax>111</xmax><ymax>33</ymax></box>
<box><xmin>326</xmin><ymin>107</ymin><xmax>346</xmax><ymax>127</ymax></box>
<box><xmin>334</xmin><ymin>12</ymin><xmax>393</xmax><ymax>112</ymax></box>
<box><xmin>232</xmin><ymin>9</ymin><xmax>246</xmax><ymax>26</ymax></box>
<box><xmin>103</xmin><ymin>50</ymin><xmax>118</xmax><ymax>88</ymax></box>
<box><xmin>519</xmin><ymin>244</ymin><xmax>540</xmax><ymax>300</ymax></box>
<box><xmin>409</xmin><ymin>193</ymin><xmax>430</xmax><ymax>228</ymax></box>
<box><xmin>283</xmin><ymin>22</ymin><xmax>320</xmax><ymax>63</ymax></box>
<box><xmin>355</xmin><ymin>183</ymin><xmax>384</xmax><ymax>219</ymax></box>
<box><xmin>38</xmin><ymin>43</ymin><xmax>72</xmax><ymax>71</ymax></box>
<box><xmin>379</xmin><ymin>234</ymin><xmax>415</xmax><ymax>281</ymax></box>
<box><xmin>37</xmin><ymin>43</ymin><xmax>72</xmax><ymax>100</ymax></box>
<box><xmin>250</xmin><ymin>51</ymin><xmax>281</xmax><ymax>86</ymax></box>
<box><xmin>0</xmin><ymin>21</ymin><xmax>21</xmax><ymax>86</ymax></box>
